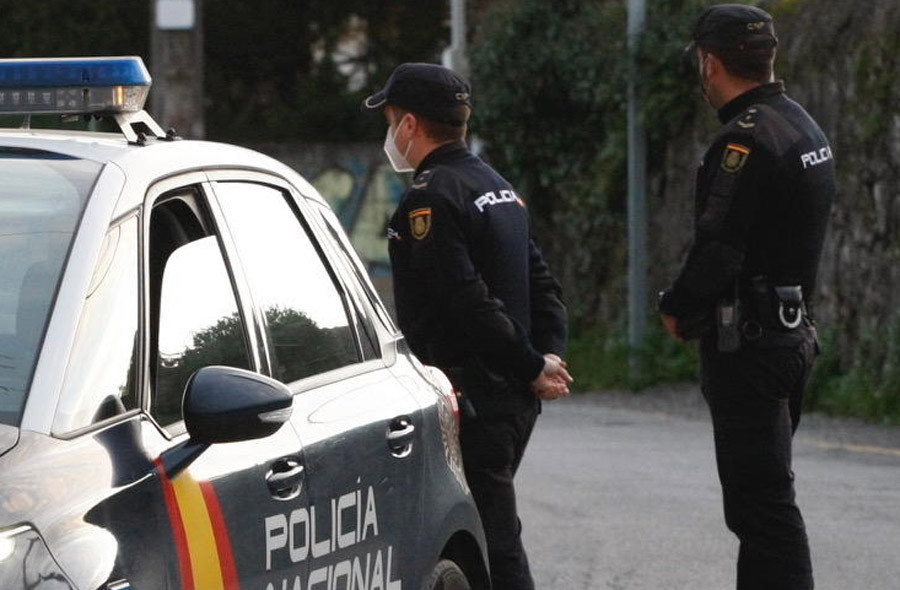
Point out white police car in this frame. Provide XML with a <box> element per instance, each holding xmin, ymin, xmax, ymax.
<box><xmin>0</xmin><ymin>57</ymin><xmax>487</xmax><ymax>590</ymax></box>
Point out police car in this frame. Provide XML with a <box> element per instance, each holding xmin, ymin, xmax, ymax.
<box><xmin>0</xmin><ymin>57</ymin><xmax>487</xmax><ymax>590</ymax></box>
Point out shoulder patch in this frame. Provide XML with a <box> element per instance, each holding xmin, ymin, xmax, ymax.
<box><xmin>411</xmin><ymin>169</ymin><xmax>434</xmax><ymax>190</ymax></box>
<box><xmin>721</xmin><ymin>143</ymin><xmax>751</xmax><ymax>173</ymax></box>
<box><xmin>737</xmin><ymin>108</ymin><xmax>757</xmax><ymax>129</ymax></box>
<box><xmin>409</xmin><ymin>207</ymin><xmax>433</xmax><ymax>240</ymax></box>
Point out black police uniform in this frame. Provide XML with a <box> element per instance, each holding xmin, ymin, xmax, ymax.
<box><xmin>388</xmin><ymin>141</ymin><xmax>567</xmax><ymax>590</ymax></box>
<box><xmin>660</xmin><ymin>79</ymin><xmax>834</xmax><ymax>589</ymax></box>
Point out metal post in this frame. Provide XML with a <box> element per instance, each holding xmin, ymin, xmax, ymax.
<box><xmin>442</xmin><ymin>0</ymin><xmax>469</xmax><ymax>78</ymax></box>
<box><xmin>150</xmin><ymin>0</ymin><xmax>205</xmax><ymax>138</ymax></box>
<box><xmin>627</xmin><ymin>0</ymin><xmax>648</xmax><ymax>383</ymax></box>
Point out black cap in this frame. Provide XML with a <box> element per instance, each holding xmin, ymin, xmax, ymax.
<box><xmin>363</xmin><ymin>63</ymin><xmax>471</xmax><ymax>126</ymax></box>
<box><xmin>688</xmin><ymin>4</ymin><xmax>778</xmax><ymax>53</ymax></box>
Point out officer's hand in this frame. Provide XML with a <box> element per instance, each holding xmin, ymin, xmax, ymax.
<box><xmin>661</xmin><ymin>314</ymin><xmax>683</xmax><ymax>341</ymax></box>
<box><xmin>532</xmin><ymin>355</ymin><xmax>573</xmax><ymax>400</ymax></box>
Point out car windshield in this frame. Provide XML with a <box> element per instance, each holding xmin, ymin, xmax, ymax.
<box><xmin>0</xmin><ymin>147</ymin><xmax>101</xmax><ymax>427</ymax></box>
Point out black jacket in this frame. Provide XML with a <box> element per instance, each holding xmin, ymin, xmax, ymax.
<box><xmin>388</xmin><ymin>141</ymin><xmax>567</xmax><ymax>414</ymax></box>
<box><xmin>660</xmin><ymin>82</ymin><xmax>835</xmax><ymax>335</ymax></box>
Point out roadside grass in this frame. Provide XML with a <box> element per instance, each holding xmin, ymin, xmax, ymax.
<box><xmin>568</xmin><ymin>324</ymin><xmax>900</xmax><ymax>426</ymax></box>
<box><xmin>567</xmin><ymin>323</ymin><xmax>699</xmax><ymax>392</ymax></box>
<box><xmin>806</xmin><ymin>328</ymin><xmax>900</xmax><ymax>426</ymax></box>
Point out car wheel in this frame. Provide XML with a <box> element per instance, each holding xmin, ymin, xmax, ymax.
<box><xmin>426</xmin><ymin>559</ymin><xmax>471</xmax><ymax>590</ymax></box>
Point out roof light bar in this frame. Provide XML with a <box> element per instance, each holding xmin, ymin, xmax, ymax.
<box><xmin>0</xmin><ymin>57</ymin><xmax>151</xmax><ymax>115</ymax></box>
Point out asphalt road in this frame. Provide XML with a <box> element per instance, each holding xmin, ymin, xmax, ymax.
<box><xmin>516</xmin><ymin>387</ymin><xmax>900</xmax><ymax>590</ymax></box>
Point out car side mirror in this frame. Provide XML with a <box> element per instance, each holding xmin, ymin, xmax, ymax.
<box><xmin>160</xmin><ymin>366</ymin><xmax>293</xmax><ymax>477</ymax></box>
<box><xmin>184</xmin><ymin>365</ymin><xmax>293</xmax><ymax>443</ymax></box>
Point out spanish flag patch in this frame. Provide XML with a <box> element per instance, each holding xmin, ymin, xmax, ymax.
<box><xmin>721</xmin><ymin>143</ymin><xmax>751</xmax><ymax>173</ymax></box>
<box><xmin>409</xmin><ymin>207</ymin><xmax>433</xmax><ymax>240</ymax></box>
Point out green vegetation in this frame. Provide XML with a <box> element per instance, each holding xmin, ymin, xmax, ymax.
<box><xmin>806</xmin><ymin>324</ymin><xmax>900</xmax><ymax>425</ymax></box>
<box><xmin>469</xmin><ymin>0</ymin><xmax>708</xmax><ymax>390</ymax></box>
<box><xmin>568</xmin><ymin>323</ymin><xmax>700</xmax><ymax>391</ymax></box>
<box><xmin>204</xmin><ymin>0</ymin><xmax>450</xmax><ymax>142</ymax></box>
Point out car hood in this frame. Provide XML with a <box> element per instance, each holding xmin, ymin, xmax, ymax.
<box><xmin>0</xmin><ymin>424</ymin><xmax>18</xmax><ymax>457</ymax></box>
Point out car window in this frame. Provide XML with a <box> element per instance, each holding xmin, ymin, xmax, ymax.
<box><xmin>308</xmin><ymin>205</ymin><xmax>381</xmax><ymax>360</ymax></box>
<box><xmin>53</xmin><ymin>216</ymin><xmax>140</xmax><ymax>434</ymax></box>
<box><xmin>313</xmin><ymin>202</ymin><xmax>397</xmax><ymax>334</ymax></box>
<box><xmin>0</xmin><ymin>148</ymin><xmax>101</xmax><ymax>427</ymax></box>
<box><xmin>213</xmin><ymin>182</ymin><xmax>358</xmax><ymax>383</ymax></box>
<box><xmin>150</xmin><ymin>195</ymin><xmax>251</xmax><ymax>429</ymax></box>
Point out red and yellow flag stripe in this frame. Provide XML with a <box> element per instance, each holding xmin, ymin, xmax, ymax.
<box><xmin>155</xmin><ymin>459</ymin><xmax>239</xmax><ymax>590</ymax></box>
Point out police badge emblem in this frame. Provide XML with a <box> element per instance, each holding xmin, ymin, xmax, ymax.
<box><xmin>721</xmin><ymin>143</ymin><xmax>751</xmax><ymax>173</ymax></box>
<box><xmin>409</xmin><ymin>207</ymin><xmax>432</xmax><ymax>240</ymax></box>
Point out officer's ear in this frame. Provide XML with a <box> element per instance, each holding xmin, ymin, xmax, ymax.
<box><xmin>401</xmin><ymin>111</ymin><xmax>422</xmax><ymax>138</ymax></box>
<box><xmin>704</xmin><ymin>51</ymin><xmax>724</xmax><ymax>78</ymax></box>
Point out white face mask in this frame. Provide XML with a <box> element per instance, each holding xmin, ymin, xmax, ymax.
<box><xmin>383</xmin><ymin>120</ymin><xmax>413</xmax><ymax>173</ymax></box>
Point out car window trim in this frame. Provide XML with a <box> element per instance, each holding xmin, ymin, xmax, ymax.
<box><xmin>141</xmin><ymin>174</ymin><xmax>261</xmax><ymax>437</ymax></box>
<box><xmin>297</xmin><ymin>200</ymin><xmax>382</xmax><ymax>360</ymax></box>
<box><xmin>300</xmin><ymin>211</ymin><xmax>387</xmax><ymax>357</ymax></box>
<box><xmin>307</xmin><ymin>200</ymin><xmax>399</xmax><ymax>335</ymax></box>
<box><xmin>285</xmin><ymin>357</ymin><xmax>387</xmax><ymax>396</ymax></box>
<box><xmin>199</xmin><ymin>181</ymin><xmax>272</xmax><ymax>376</ymax></box>
<box><xmin>52</xmin><ymin>408</ymin><xmax>144</xmax><ymax>441</ymax></box>
<box><xmin>203</xmin><ymin>169</ymin><xmax>399</xmax><ymax>377</ymax></box>
<box><xmin>50</xmin><ymin>211</ymin><xmax>144</xmax><ymax>437</ymax></box>
<box><xmin>203</xmin><ymin>171</ymin><xmax>372</xmax><ymax>374</ymax></box>
<box><xmin>21</xmin><ymin>162</ymin><xmax>126</xmax><ymax>435</ymax></box>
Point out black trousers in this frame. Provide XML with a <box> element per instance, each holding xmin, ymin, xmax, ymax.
<box><xmin>460</xmin><ymin>403</ymin><xmax>539</xmax><ymax>590</ymax></box>
<box><xmin>701</xmin><ymin>335</ymin><xmax>817</xmax><ymax>590</ymax></box>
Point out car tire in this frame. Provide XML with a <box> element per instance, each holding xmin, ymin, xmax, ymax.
<box><xmin>426</xmin><ymin>559</ymin><xmax>472</xmax><ymax>590</ymax></box>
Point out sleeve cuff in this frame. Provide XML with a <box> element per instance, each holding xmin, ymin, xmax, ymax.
<box><xmin>658</xmin><ymin>287</ymin><xmax>690</xmax><ymax>317</ymax></box>
<box><xmin>517</xmin><ymin>348</ymin><xmax>546</xmax><ymax>383</ymax></box>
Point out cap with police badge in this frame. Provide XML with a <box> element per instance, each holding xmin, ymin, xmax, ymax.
<box><xmin>688</xmin><ymin>3</ymin><xmax>778</xmax><ymax>53</ymax></box>
<box><xmin>363</xmin><ymin>63</ymin><xmax>471</xmax><ymax>127</ymax></box>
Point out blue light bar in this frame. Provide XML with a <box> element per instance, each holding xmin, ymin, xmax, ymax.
<box><xmin>0</xmin><ymin>57</ymin><xmax>151</xmax><ymax>115</ymax></box>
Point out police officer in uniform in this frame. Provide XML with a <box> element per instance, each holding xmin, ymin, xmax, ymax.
<box><xmin>659</xmin><ymin>5</ymin><xmax>834</xmax><ymax>589</ymax></box>
<box><xmin>364</xmin><ymin>63</ymin><xmax>572</xmax><ymax>589</ymax></box>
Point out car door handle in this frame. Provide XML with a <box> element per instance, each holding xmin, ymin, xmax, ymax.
<box><xmin>387</xmin><ymin>417</ymin><xmax>415</xmax><ymax>457</ymax></box>
<box><xmin>266</xmin><ymin>458</ymin><xmax>304</xmax><ymax>500</ymax></box>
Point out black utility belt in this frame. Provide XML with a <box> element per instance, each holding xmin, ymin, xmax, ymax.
<box><xmin>717</xmin><ymin>283</ymin><xmax>809</xmax><ymax>352</ymax></box>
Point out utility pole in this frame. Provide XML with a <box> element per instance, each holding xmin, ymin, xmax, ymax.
<box><xmin>442</xmin><ymin>0</ymin><xmax>469</xmax><ymax>78</ymax></box>
<box><xmin>627</xmin><ymin>0</ymin><xmax>648</xmax><ymax>383</ymax></box>
<box><xmin>150</xmin><ymin>0</ymin><xmax>205</xmax><ymax>138</ymax></box>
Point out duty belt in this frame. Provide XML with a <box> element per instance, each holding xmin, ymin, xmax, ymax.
<box><xmin>739</xmin><ymin>277</ymin><xmax>812</xmax><ymax>347</ymax></box>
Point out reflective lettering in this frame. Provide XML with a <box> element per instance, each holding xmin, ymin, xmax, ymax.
<box><xmin>289</xmin><ymin>508</ymin><xmax>311</xmax><ymax>562</ymax></box>
<box><xmin>311</xmin><ymin>505</ymin><xmax>331</xmax><ymax>558</ymax></box>
<box><xmin>352</xmin><ymin>554</ymin><xmax>371</xmax><ymax>590</ymax></box>
<box><xmin>362</xmin><ymin>486</ymin><xmax>378</xmax><ymax>540</ymax></box>
<box><xmin>801</xmin><ymin>145</ymin><xmax>833</xmax><ymax>169</ymax></box>
<box><xmin>370</xmin><ymin>550</ymin><xmax>384</xmax><ymax>590</ymax></box>
<box><xmin>337</xmin><ymin>491</ymin><xmax>357</xmax><ymax>549</ymax></box>
<box><xmin>474</xmin><ymin>188</ymin><xmax>521</xmax><ymax>212</ymax></box>
<box><xmin>266</xmin><ymin>514</ymin><xmax>289</xmax><ymax>571</ymax></box>
<box><xmin>333</xmin><ymin>560</ymin><xmax>352</xmax><ymax>590</ymax></box>
<box><xmin>386</xmin><ymin>546</ymin><xmax>401</xmax><ymax>590</ymax></box>
<box><xmin>308</xmin><ymin>565</ymin><xmax>328</xmax><ymax>589</ymax></box>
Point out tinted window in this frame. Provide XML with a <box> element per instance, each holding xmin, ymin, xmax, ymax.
<box><xmin>0</xmin><ymin>148</ymin><xmax>101</xmax><ymax>426</ymax></box>
<box><xmin>54</xmin><ymin>217</ymin><xmax>139</xmax><ymax>433</ymax></box>
<box><xmin>214</xmin><ymin>182</ymin><xmax>358</xmax><ymax>382</ymax></box>
<box><xmin>314</xmin><ymin>203</ymin><xmax>397</xmax><ymax>334</ymax></box>
<box><xmin>154</xmin><ymin>236</ymin><xmax>251</xmax><ymax>427</ymax></box>
<box><xmin>311</xmin><ymin>206</ymin><xmax>381</xmax><ymax>360</ymax></box>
